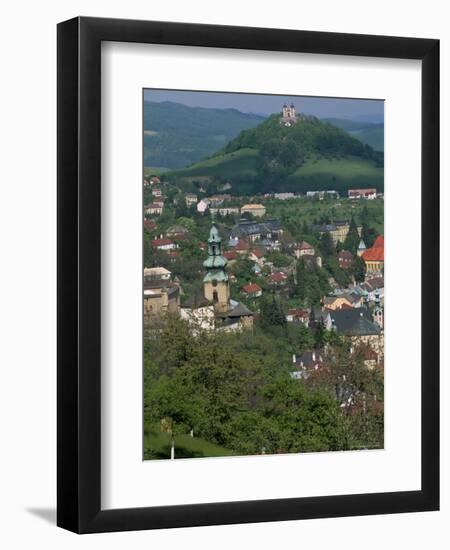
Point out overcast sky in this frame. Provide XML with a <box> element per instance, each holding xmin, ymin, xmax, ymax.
<box><xmin>143</xmin><ymin>89</ymin><xmax>384</xmax><ymax>122</ymax></box>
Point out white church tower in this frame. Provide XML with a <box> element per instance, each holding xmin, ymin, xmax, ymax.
<box><xmin>281</xmin><ymin>103</ymin><xmax>297</xmax><ymax>126</ymax></box>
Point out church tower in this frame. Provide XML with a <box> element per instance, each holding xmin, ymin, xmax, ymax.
<box><xmin>373</xmin><ymin>288</ymin><xmax>384</xmax><ymax>329</ymax></box>
<box><xmin>203</xmin><ymin>223</ymin><xmax>230</xmax><ymax>313</ymax></box>
<box><xmin>281</xmin><ymin>103</ymin><xmax>297</xmax><ymax>126</ymax></box>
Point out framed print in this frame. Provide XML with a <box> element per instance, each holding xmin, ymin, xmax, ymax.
<box><xmin>57</xmin><ymin>17</ymin><xmax>439</xmax><ymax>533</ymax></box>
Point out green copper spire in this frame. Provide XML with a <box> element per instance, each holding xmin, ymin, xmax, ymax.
<box><xmin>203</xmin><ymin>223</ymin><xmax>228</xmax><ymax>283</ymax></box>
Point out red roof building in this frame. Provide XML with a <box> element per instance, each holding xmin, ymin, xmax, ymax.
<box><xmin>250</xmin><ymin>248</ymin><xmax>264</xmax><ymax>259</ymax></box>
<box><xmin>348</xmin><ymin>188</ymin><xmax>377</xmax><ymax>200</ymax></box>
<box><xmin>224</xmin><ymin>250</ymin><xmax>238</xmax><ymax>261</ymax></box>
<box><xmin>144</xmin><ymin>220</ymin><xmax>157</xmax><ymax>232</ymax></box>
<box><xmin>338</xmin><ymin>250</ymin><xmax>354</xmax><ymax>269</ymax></box>
<box><xmin>362</xmin><ymin>235</ymin><xmax>384</xmax><ymax>274</ymax></box>
<box><xmin>269</xmin><ymin>271</ymin><xmax>288</xmax><ymax>284</ymax></box>
<box><xmin>242</xmin><ymin>283</ymin><xmax>262</xmax><ymax>297</ymax></box>
<box><xmin>235</xmin><ymin>239</ymin><xmax>250</xmax><ymax>253</ymax></box>
<box><xmin>151</xmin><ymin>237</ymin><xmax>176</xmax><ymax>250</ymax></box>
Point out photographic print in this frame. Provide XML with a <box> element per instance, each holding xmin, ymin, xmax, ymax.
<box><xmin>143</xmin><ymin>90</ymin><xmax>384</xmax><ymax>461</ymax></box>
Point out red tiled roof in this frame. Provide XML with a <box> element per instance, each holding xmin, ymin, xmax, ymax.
<box><xmin>235</xmin><ymin>239</ymin><xmax>249</xmax><ymax>251</ymax></box>
<box><xmin>144</xmin><ymin>220</ymin><xmax>157</xmax><ymax>231</ymax></box>
<box><xmin>152</xmin><ymin>238</ymin><xmax>174</xmax><ymax>248</ymax></box>
<box><xmin>251</xmin><ymin>248</ymin><xmax>264</xmax><ymax>258</ymax></box>
<box><xmin>338</xmin><ymin>250</ymin><xmax>353</xmax><ymax>260</ymax></box>
<box><xmin>297</xmin><ymin>241</ymin><xmax>314</xmax><ymax>250</ymax></box>
<box><xmin>348</xmin><ymin>188</ymin><xmax>377</xmax><ymax>195</ymax></box>
<box><xmin>362</xmin><ymin>236</ymin><xmax>384</xmax><ymax>262</ymax></box>
<box><xmin>270</xmin><ymin>272</ymin><xmax>287</xmax><ymax>283</ymax></box>
<box><xmin>242</xmin><ymin>283</ymin><xmax>262</xmax><ymax>294</ymax></box>
<box><xmin>372</xmin><ymin>235</ymin><xmax>384</xmax><ymax>248</ymax></box>
<box><xmin>224</xmin><ymin>250</ymin><xmax>237</xmax><ymax>261</ymax></box>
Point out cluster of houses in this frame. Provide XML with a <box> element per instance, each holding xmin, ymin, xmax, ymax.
<box><xmin>143</xmin><ymin>175</ymin><xmax>384</xmax><ymax>376</ymax></box>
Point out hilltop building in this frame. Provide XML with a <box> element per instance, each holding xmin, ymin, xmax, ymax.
<box><xmin>181</xmin><ymin>223</ymin><xmax>253</xmax><ymax>331</ymax></box>
<box><xmin>281</xmin><ymin>103</ymin><xmax>297</xmax><ymax>126</ymax></box>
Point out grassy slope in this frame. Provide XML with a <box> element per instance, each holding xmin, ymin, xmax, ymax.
<box><xmin>170</xmin><ymin>150</ymin><xmax>383</xmax><ymax>194</ymax></box>
<box><xmin>171</xmin><ymin>148</ymin><xmax>259</xmax><ymax>178</ymax></box>
<box><xmin>144</xmin><ymin>425</ymin><xmax>236</xmax><ymax>460</ymax></box>
<box><xmin>286</xmin><ymin>156</ymin><xmax>383</xmax><ymax>189</ymax></box>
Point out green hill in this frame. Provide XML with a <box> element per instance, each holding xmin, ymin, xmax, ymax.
<box><xmin>168</xmin><ymin>113</ymin><xmax>384</xmax><ymax>195</ymax></box>
<box><xmin>143</xmin><ymin>101</ymin><xmax>264</xmax><ymax>169</ymax></box>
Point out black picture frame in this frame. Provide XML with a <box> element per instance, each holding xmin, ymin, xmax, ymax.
<box><xmin>57</xmin><ymin>16</ymin><xmax>439</xmax><ymax>533</ymax></box>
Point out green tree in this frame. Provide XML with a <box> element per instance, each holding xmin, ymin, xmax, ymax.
<box><xmin>343</xmin><ymin>216</ymin><xmax>360</xmax><ymax>255</ymax></box>
<box><xmin>296</xmin><ymin>325</ymin><xmax>314</xmax><ymax>353</ymax></box>
<box><xmin>351</xmin><ymin>255</ymin><xmax>366</xmax><ymax>283</ymax></box>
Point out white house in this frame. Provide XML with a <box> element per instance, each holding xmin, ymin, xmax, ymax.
<box><xmin>197</xmin><ymin>198</ymin><xmax>210</xmax><ymax>214</ymax></box>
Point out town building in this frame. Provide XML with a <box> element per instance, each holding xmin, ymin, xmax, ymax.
<box><xmin>248</xmin><ymin>248</ymin><xmax>265</xmax><ymax>265</ymax></box>
<box><xmin>166</xmin><ymin>225</ymin><xmax>189</xmax><ymax>239</ymax></box>
<box><xmin>362</xmin><ymin>235</ymin><xmax>384</xmax><ymax>275</ymax></box>
<box><xmin>269</xmin><ymin>271</ymin><xmax>288</xmax><ymax>286</ymax></box>
<box><xmin>323</xmin><ymin>295</ymin><xmax>353</xmax><ymax>311</ymax></box>
<box><xmin>145</xmin><ymin>203</ymin><xmax>164</xmax><ymax>216</ymax></box>
<box><xmin>210</xmin><ymin>207</ymin><xmax>240</xmax><ymax>217</ymax></box>
<box><xmin>181</xmin><ymin>223</ymin><xmax>253</xmax><ymax>331</ymax></box>
<box><xmin>338</xmin><ymin>250</ymin><xmax>354</xmax><ymax>269</ymax></box>
<box><xmin>240</xmin><ymin>204</ymin><xmax>266</xmax><ymax>218</ymax></box>
<box><xmin>329</xmin><ymin>307</ymin><xmax>384</xmax><ymax>357</ymax></box>
<box><xmin>348</xmin><ymin>188</ymin><xmax>377</xmax><ymax>200</ymax></box>
<box><xmin>151</xmin><ymin>237</ymin><xmax>177</xmax><ymax>251</ymax></box>
<box><xmin>197</xmin><ymin>198</ymin><xmax>210</xmax><ymax>214</ymax></box>
<box><xmin>231</xmin><ymin>219</ymin><xmax>283</xmax><ymax>244</ymax></box>
<box><xmin>185</xmin><ymin>193</ymin><xmax>198</xmax><ymax>207</ymax></box>
<box><xmin>312</xmin><ymin>220</ymin><xmax>361</xmax><ymax>245</ymax></box>
<box><xmin>242</xmin><ymin>283</ymin><xmax>262</xmax><ymax>298</ymax></box>
<box><xmin>144</xmin><ymin>266</ymin><xmax>171</xmax><ymax>281</ymax></box>
<box><xmin>143</xmin><ymin>269</ymin><xmax>180</xmax><ymax>319</ymax></box>
<box><xmin>274</xmin><ymin>192</ymin><xmax>296</xmax><ymax>200</ymax></box>
<box><xmin>144</xmin><ymin>219</ymin><xmax>158</xmax><ymax>232</ymax></box>
<box><xmin>206</xmin><ymin>194</ymin><xmax>231</xmax><ymax>207</ymax></box>
<box><xmin>286</xmin><ymin>308</ymin><xmax>309</xmax><ymax>324</ymax></box>
<box><xmin>294</xmin><ymin>241</ymin><xmax>315</xmax><ymax>258</ymax></box>
<box><xmin>357</xmin><ymin>239</ymin><xmax>367</xmax><ymax>257</ymax></box>
<box><xmin>306</xmin><ymin>190</ymin><xmax>339</xmax><ymax>200</ymax></box>
<box><xmin>290</xmin><ymin>350</ymin><xmax>324</xmax><ymax>379</ymax></box>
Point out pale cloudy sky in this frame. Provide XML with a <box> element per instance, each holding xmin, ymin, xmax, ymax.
<box><xmin>143</xmin><ymin>89</ymin><xmax>384</xmax><ymax>123</ymax></box>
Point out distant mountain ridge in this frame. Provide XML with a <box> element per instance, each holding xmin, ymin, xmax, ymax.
<box><xmin>322</xmin><ymin>118</ymin><xmax>384</xmax><ymax>152</ymax></box>
<box><xmin>143</xmin><ymin>101</ymin><xmax>265</xmax><ymax>169</ymax></box>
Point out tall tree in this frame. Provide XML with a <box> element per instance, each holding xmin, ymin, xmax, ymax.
<box><xmin>344</xmin><ymin>216</ymin><xmax>360</xmax><ymax>255</ymax></box>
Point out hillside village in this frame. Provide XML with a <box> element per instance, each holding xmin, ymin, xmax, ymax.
<box><xmin>143</xmin><ymin>104</ymin><xmax>385</xmax><ymax>459</ymax></box>
<box><xmin>144</xmin><ymin>176</ymin><xmax>384</xmax><ymax>370</ymax></box>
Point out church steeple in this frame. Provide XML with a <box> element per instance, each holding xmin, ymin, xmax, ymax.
<box><xmin>203</xmin><ymin>223</ymin><xmax>230</xmax><ymax>312</ymax></box>
<box><xmin>373</xmin><ymin>288</ymin><xmax>383</xmax><ymax>328</ymax></box>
